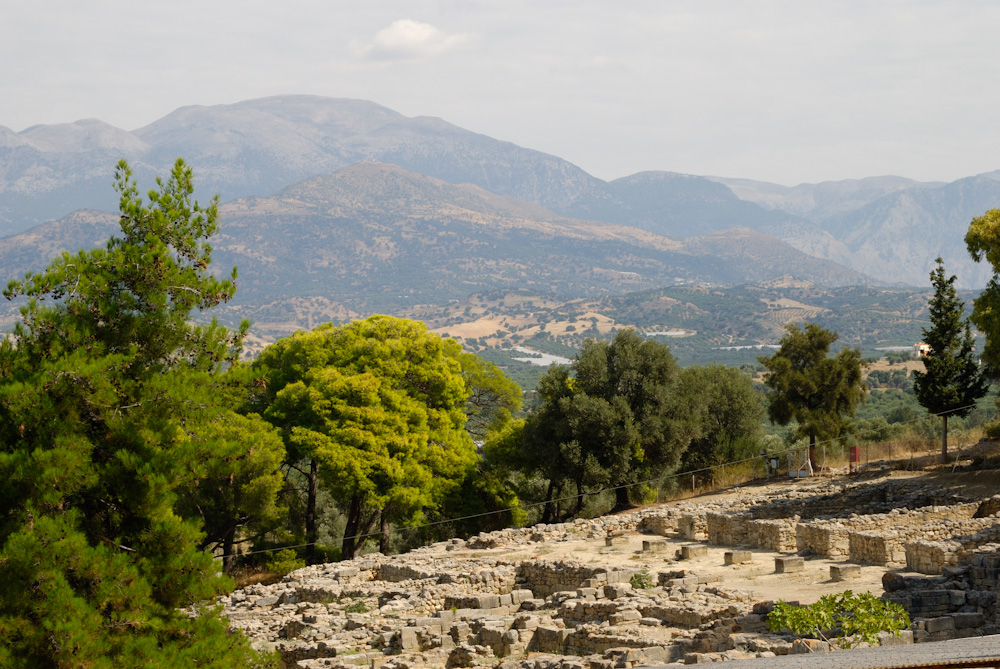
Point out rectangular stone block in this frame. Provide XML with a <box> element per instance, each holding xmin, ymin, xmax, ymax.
<box><xmin>609</xmin><ymin>609</ymin><xmax>642</xmax><ymax>625</ymax></box>
<box><xmin>953</xmin><ymin>612</ymin><xmax>984</xmax><ymax>629</ymax></box>
<box><xmin>510</xmin><ymin>589</ymin><xmax>534</xmax><ymax>604</ymax></box>
<box><xmin>724</xmin><ymin>550</ymin><xmax>752</xmax><ymax>565</ymax></box>
<box><xmin>604</xmin><ymin>583</ymin><xmax>632</xmax><ymax>599</ymax></box>
<box><xmin>643</xmin><ymin>539</ymin><xmax>667</xmax><ymax>553</ymax></box>
<box><xmin>477</xmin><ymin>594</ymin><xmax>501</xmax><ymax>609</ymax></box>
<box><xmin>399</xmin><ymin>627</ymin><xmax>420</xmax><ymax>651</ymax></box>
<box><xmin>925</xmin><ymin>616</ymin><xmax>955</xmax><ymax>634</ymax></box>
<box><xmin>535</xmin><ymin>626</ymin><xmax>568</xmax><ymax>653</ymax></box>
<box><xmin>830</xmin><ymin>564</ymin><xmax>861</xmax><ymax>581</ymax></box>
<box><xmin>774</xmin><ymin>556</ymin><xmax>804</xmax><ymax>573</ymax></box>
<box><xmin>681</xmin><ymin>544</ymin><xmax>707</xmax><ymax>559</ymax></box>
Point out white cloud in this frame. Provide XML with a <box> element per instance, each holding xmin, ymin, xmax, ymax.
<box><xmin>354</xmin><ymin>19</ymin><xmax>472</xmax><ymax>62</ymax></box>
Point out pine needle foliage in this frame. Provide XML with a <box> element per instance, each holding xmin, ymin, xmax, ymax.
<box><xmin>0</xmin><ymin>160</ymin><xmax>275</xmax><ymax>667</ymax></box>
<box><xmin>912</xmin><ymin>258</ymin><xmax>988</xmax><ymax>459</ymax></box>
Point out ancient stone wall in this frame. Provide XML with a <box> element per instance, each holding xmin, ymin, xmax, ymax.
<box><xmin>678</xmin><ymin>513</ymin><xmax>707</xmax><ymax>541</ymax></box>
<box><xmin>849</xmin><ymin>530</ymin><xmax>907</xmax><ymax>566</ymax></box>
<box><xmin>706</xmin><ymin>512</ymin><xmax>747</xmax><ymax>546</ymax></box>
<box><xmin>746</xmin><ymin>519</ymin><xmax>798</xmax><ymax>552</ymax></box>
<box><xmin>637</xmin><ymin>511</ymin><xmax>680</xmax><ymax>536</ymax></box>
<box><xmin>905</xmin><ymin>540</ymin><xmax>963</xmax><ymax>575</ymax></box>
<box><xmin>795</xmin><ymin>521</ymin><xmax>850</xmax><ymax>557</ymax></box>
<box><xmin>515</xmin><ymin>559</ymin><xmax>635</xmax><ymax>596</ymax></box>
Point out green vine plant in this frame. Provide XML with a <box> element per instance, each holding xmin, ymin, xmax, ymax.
<box><xmin>630</xmin><ymin>569</ymin><xmax>654</xmax><ymax>590</ymax></box>
<box><xmin>768</xmin><ymin>591</ymin><xmax>910</xmax><ymax>649</ymax></box>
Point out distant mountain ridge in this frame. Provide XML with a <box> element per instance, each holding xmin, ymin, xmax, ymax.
<box><xmin>0</xmin><ymin>163</ymin><xmax>873</xmax><ymax>339</ymax></box>
<box><xmin>711</xmin><ymin>173</ymin><xmax>1000</xmax><ymax>287</ymax></box>
<box><xmin>2</xmin><ymin>94</ymin><xmax>999</xmax><ymax>288</ymax></box>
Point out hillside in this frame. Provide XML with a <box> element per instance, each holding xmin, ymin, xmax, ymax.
<box><xmin>405</xmin><ymin>281</ymin><xmax>938</xmax><ymax>388</ymax></box>
<box><xmin>712</xmin><ymin>173</ymin><xmax>1000</xmax><ymax>288</ymax></box>
<box><xmin>0</xmin><ymin>163</ymin><xmax>875</xmax><ymax>345</ymax></box>
<box><xmin>3</xmin><ymin>95</ymin><xmax>998</xmax><ymax>292</ymax></box>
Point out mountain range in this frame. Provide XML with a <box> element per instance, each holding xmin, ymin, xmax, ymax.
<box><xmin>0</xmin><ymin>162</ymin><xmax>870</xmax><ymax>341</ymax></box>
<box><xmin>1</xmin><ymin>94</ymin><xmax>999</xmax><ymax>298</ymax></box>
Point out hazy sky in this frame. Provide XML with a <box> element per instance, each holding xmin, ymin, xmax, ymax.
<box><xmin>3</xmin><ymin>1</ymin><xmax>999</xmax><ymax>185</ymax></box>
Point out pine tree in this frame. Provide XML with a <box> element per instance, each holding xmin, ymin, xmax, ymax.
<box><xmin>758</xmin><ymin>323</ymin><xmax>866</xmax><ymax>471</ymax></box>
<box><xmin>912</xmin><ymin>258</ymin><xmax>988</xmax><ymax>461</ymax></box>
<box><xmin>0</xmin><ymin>160</ymin><xmax>276</xmax><ymax>667</ymax></box>
<box><xmin>253</xmin><ymin>316</ymin><xmax>479</xmax><ymax>560</ymax></box>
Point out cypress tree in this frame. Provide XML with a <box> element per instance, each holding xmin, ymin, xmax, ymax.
<box><xmin>912</xmin><ymin>258</ymin><xmax>988</xmax><ymax>461</ymax></box>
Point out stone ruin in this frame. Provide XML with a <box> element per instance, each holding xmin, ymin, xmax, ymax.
<box><xmin>219</xmin><ymin>474</ymin><xmax>1000</xmax><ymax>667</ymax></box>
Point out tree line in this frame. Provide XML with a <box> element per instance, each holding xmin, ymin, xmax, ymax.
<box><xmin>1</xmin><ymin>160</ymin><xmax>999</xmax><ymax>665</ymax></box>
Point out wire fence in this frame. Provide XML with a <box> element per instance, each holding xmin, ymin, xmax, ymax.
<box><xmin>217</xmin><ymin>404</ymin><xmax>986</xmax><ymax>564</ymax></box>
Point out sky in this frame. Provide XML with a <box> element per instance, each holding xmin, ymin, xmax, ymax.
<box><xmin>3</xmin><ymin>1</ymin><xmax>1000</xmax><ymax>186</ymax></box>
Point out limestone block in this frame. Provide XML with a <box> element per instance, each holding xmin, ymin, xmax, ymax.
<box><xmin>829</xmin><ymin>564</ymin><xmax>861</xmax><ymax>581</ymax></box>
<box><xmin>604</xmin><ymin>583</ymin><xmax>633</xmax><ymax>599</ymax></box>
<box><xmin>513</xmin><ymin>614</ymin><xmax>539</xmax><ymax>630</ymax></box>
<box><xmin>924</xmin><ymin>616</ymin><xmax>955</xmax><ymax>634</ymax></box>
<box><xmin>643</xmin><ymin>539</ymin><xmax>668</xmax><ymax>553</ymax></box>
<box><xmin>724</xmin><ymin>550</ymin><xmax>751</xmax><ymax>565</ymax></box>
<box><xmin>399</xmin><ymin>626</ymin><xmax>421</xmax><ymax>651</ymax></box>
<box><xmin>684</xmin><ymin>652</ymin><xmax>710</xmax><ymax>664</ymax></box>
<box><xmin>774</xmin><ymin>557</ymin><xmax>804</xmax><ymax>573</ymax></box>
<box><xmin>878</xmin><ymin>630</ymin><xmax>913</xmax><ymax>646</ymax></box>
<box><xmin>790</xmin><ymin>638</ymin><xmax>829</xmax><ymax>653</ymax></box>
<box><xmin>510</xmin><ymin>589</ymin><xmax>534</xmax><ymax>604</ymax></box>
<box><xmin>952</xmin><ymin>612</ymin><xmax>984</xmax><ymax>629</ymax></box>
<box><xmin>449</xmin><ymin>622</ymin><xmax>470</xmax><ymax>642</ymax></box>
<box><xmin>681</xmin><ymin>545</ymin><xmax>707</xmax><ymax>559</ymax></box>
<box><xmin>609</xmin><ymin>609</ymin><xmax>642</xmax><ymax>626</ymax></box>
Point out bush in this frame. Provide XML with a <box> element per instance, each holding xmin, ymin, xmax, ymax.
<box><xmin>266</xmin><ymin>549</ymin><xmax>305</xmax><ymax>577</ymax></box>
<box><xmin>985</xmin><ymin>421</ymin><xmax>1000</xmax><ymax>440</ymax></box>
<box><xmin>630</xmin><ymin>569</ymin><xmax>654</xmax><ymax>589</ymax></box>
<box><xmin>768</xmin><ymin>591</ymin><xmax>910</xmax><ymax>648</ymax></box>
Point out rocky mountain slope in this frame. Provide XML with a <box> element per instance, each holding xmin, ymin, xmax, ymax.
<box><xmin>712</xmin><ymin>173</ymin><xmax>1000</xmax><ymax>288</ymax></box>
<box><xmin>4</xmin><ymin>95</ymin><xmax>997</xmax><ymax>291</ymax></box>
<box><xmin>0</xmin><ymin>163</ymin><xmax>872</xmax><ymax>341</ymax></box>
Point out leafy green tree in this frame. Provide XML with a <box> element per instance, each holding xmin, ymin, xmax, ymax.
<box><xmin>966</xmin><ymin>208</ymin><xmax>1000</xmax><ymax>375</ymax></box>
<box><xmin>253</xmin><ymin>316</ymin><xmax>478</xmax><ymax>560</ymax></box>
<box><xmin>758</xmin><ymin>323</ymin><xmax>867</xmax><ymax>470</ymax></box>
<box><xmin>854</xmin><ymin>416</ymin><xmax>906</xmax><ymax>444</ymax></box>
<box><xmin>679</xmin><ymin>364</ymin><xmax>766</xmax><ymax>480</ymax></box>
<box><xmin>0</xmin><ymin>160</ymin><xmax>274</xmax><ymax>666</ymax></box>
<box><xmin>517</xmin><ymin>329</ymin><xmax>697</xmax><ymax>518</ymax></box>
<box><xmin>912</xmin><ymin>258</ymin><xmax>989</xmax><ymax>460</ymax></box>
